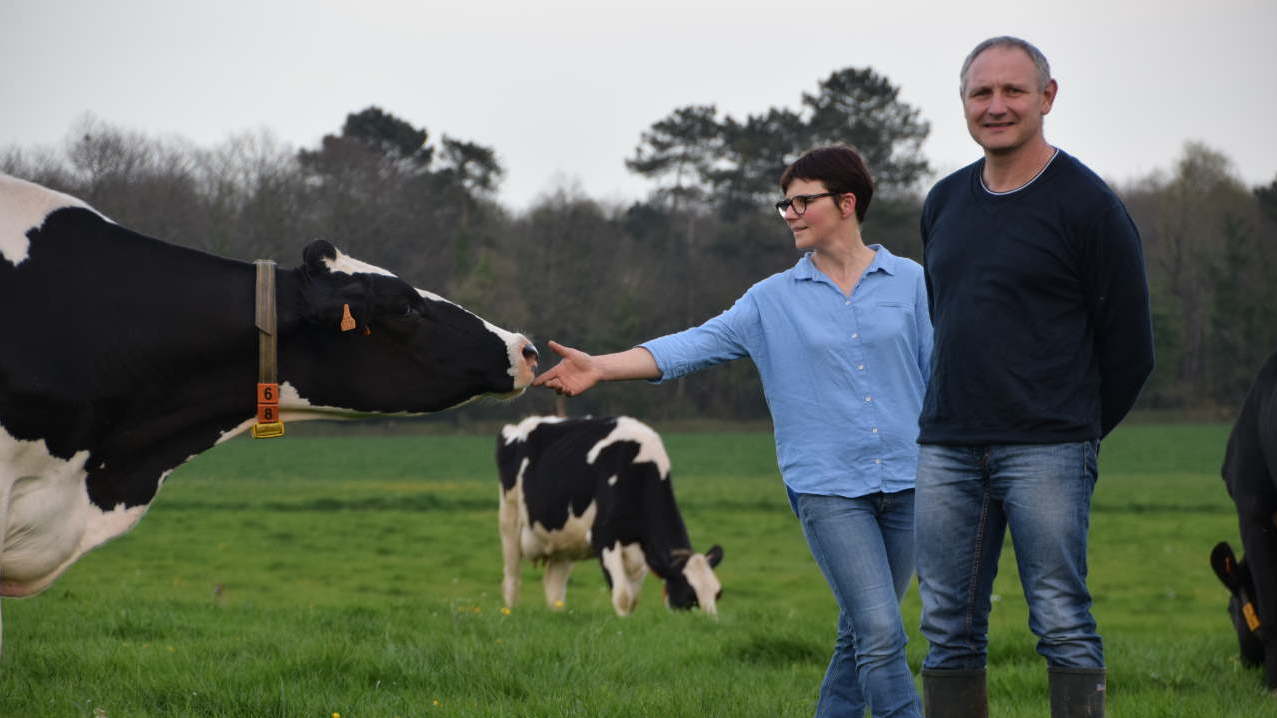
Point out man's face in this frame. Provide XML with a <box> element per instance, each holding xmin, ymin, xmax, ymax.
<box><xmin>962</xmin><ymin>46</ymin><xmax>1057</xmax><ymax>155</ymax></box>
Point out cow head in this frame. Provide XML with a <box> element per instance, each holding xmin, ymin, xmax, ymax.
<box><xmin>282</xmin><ymin>240</ymin><xmax>537</xmax><ymax>414</ymax></box>
<box><xmin>1210</xmin><ymin>541</ymin><xmax>1266</xmax><ymax>668</ymax></box>
<box><xmin>664</xmin><ymin>544</ymin><xmax>724</xmax><ymax>616</ymax></box>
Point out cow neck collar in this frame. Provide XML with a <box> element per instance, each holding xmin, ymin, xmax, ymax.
<box><xmin>251</xmin><ymin>259</ymin><xmax>285</xmax><ymax>439</ymax></box>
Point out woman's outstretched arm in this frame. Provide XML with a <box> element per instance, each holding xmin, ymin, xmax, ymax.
<box><xmin>532</xmin><ymin>340</ymin><xmax>660</xmax><ymax>397</ymax></box>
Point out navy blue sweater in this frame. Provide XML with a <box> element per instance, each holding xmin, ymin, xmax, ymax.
<box><xmin>918</xmin><ymin>150</ymin><xmax>1154</xmax><ymax>445</ymax></box>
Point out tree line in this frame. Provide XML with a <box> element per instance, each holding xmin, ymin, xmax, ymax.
<box><xmin>4</xmin><ymin>68</ymin><xmax>1274</xmax><ymax>425</ymax></box>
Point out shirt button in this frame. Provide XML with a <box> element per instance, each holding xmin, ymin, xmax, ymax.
<box><xmin>844</xmin><ymin>300</ymin><xmax>850</xmax><ymax>305</ymax></box>
<box><xmin>874</xmin><ymin>459</ymin><xmax>882</xmax><ymax>464</ymax></box>
<box><xmin>872</xmin><ymin>427</ymin><xmax>879</xmax><ymax>433</ymax></box>
<box><xmin>865</xmin><ymin>396</ymin><xmax>872</xmax><ymax>402</ymax></box>
<box><xmin>852</xmin><ymin>333</ymin><xmax>860</xmax><ymax>339</ymax></box>
<box><xmin>857</xmin><ymin>364</ymin><xmax>865</xmax><ymax>370</ymax></box>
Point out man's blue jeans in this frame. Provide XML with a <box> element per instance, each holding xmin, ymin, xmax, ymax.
<box><xmin>914</xmin><ymin>441</ymin><xmax>1103</xmax><ymax>670</ymax></box>
<box><xmin>795</xmin><ymin>490</ymin><xmax>922</xmax><ymax>718</ymax></box>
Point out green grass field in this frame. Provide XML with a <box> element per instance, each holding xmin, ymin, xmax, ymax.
<box><xmin>1</xmin><ymin>423</ymin><xmax>1272</xmax><ymax>717</ymax></box>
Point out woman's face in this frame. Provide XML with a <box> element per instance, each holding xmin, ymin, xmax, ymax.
<box><xmin>780</xmin><ymin>178</ymin><xmax>847</xmax><ymax>251</ymax></box>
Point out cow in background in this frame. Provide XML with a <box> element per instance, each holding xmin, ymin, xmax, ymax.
<box><xmin>1210</xmin><ymin>542</ymin><xmax>1266</xmax><ymax>670</ymax></box>
<box><xmin>1216</xmin><ymin>350</ymin><xmax>1277</xmax><ymax>689</ymax></box>
<box><xmin>0</xmin><ymin>174</ymin><xmax>537</xmax><ymax>648</ymax></box>
<box><xmin>496</xmin><ymin>415</ymin><xmax>723</xmax><ymax>616</ymax></box>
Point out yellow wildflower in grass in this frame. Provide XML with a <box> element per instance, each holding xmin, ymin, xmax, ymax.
<box><xmin>501</xmin><ymin>607</ymin><xmax>511</xmax><ymax>615</ymax></box>
<box><xmin>433</xmin><ymin>699</ymin><xmax>442</xmax><ymax>707</ymax></box>
<box><xmin>553</xmin><ymin>600</ymin><xmax>565</xmax><ymax>609</ymax></box>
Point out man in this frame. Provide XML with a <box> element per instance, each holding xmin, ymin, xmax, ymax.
<box><xmin>915</xmin><ymin>36</ymin><xmax>1154</xmax><ymax>718</ymax></box>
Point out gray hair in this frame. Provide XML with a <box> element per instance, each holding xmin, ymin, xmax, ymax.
<box><xmin>959</xmin><ymin>36</ymin><xmax>1052</xmax><ymax>96</ymax></box>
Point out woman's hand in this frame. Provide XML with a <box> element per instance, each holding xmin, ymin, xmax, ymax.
<box><xmin>532</xmin><ymin>341</ymin><xmax>604</xmax><ymax>397</ymax></box>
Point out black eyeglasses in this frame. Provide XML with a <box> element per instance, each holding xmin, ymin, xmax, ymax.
<box><xmin>775</xmin><ymin>192</ymin><xmax>840</xmax><ymax>218</ymax></box>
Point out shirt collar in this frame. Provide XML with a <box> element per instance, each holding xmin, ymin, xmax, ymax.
<box><xmin>794</xmin><ymin>244</ymin><xmax>898</xmax><ymax>283</ymax></box>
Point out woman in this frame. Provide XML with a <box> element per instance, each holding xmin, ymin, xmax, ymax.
<box><xmin>535</xmin><ymin>145</ymin><xmax>931</xmax><ymax>718</ymax></box>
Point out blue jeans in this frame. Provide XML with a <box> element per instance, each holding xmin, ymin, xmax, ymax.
<box><xmin>914</xmin><ymin>442</ymin><xmax>1103</xmax><ymax>670</ymax></box>
<box><xmin>795</xmin><ymin>491</ymin><xmax>922</xmax><ymax>718</ymax></box>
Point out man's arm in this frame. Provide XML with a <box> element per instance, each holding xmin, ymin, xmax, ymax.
<box><xmin>1089</xmin><ymin>203</ymin><xmax>1156</xmax><ymax>437</ymax></box>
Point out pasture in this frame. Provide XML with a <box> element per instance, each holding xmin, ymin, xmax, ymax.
<box><xmin>0</xmin><ymin>423</ymin><xmax>1270</xmax><ymax>717</ymax></box>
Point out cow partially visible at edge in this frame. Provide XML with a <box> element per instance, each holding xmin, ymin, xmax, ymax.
<box><xmin>1214</xmin><ymin>350</ymin><xmax>1277</xmax><ymax>691</ymax></box>
<box><xmin>496</xmin><ymin>415</ymin><xmax>723</xmax><ymax>617</ymax></box>
<box><xmin>0</xmin><ymin>174</ymin><xmax>538</xmax><ymax>650</ymax></box>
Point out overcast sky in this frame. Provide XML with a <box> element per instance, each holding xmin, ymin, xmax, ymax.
<box><xmin>4</xmin><ymin>0</ymin><xmax>1275</xmax><ymax>211</ymax></box>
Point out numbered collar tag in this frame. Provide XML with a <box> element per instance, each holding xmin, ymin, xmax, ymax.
<box><xmin>252</xmin><ymin>382</ymin><xmax>285</xmax><ymax>439</ymax></box>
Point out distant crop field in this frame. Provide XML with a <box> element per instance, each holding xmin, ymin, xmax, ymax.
<box><xmin>1</xmin><ymin>424</ymin><xmax>1268</xmax><ymax>717</ymax></box>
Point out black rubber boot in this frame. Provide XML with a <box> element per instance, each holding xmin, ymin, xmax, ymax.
<box><xmin>922</xmin><ymin>668</ymin><xmax>987</xmax><ymax>718</ymax></box>
<box><xmin>1048</xmin><ymin>667</ymin><xmax>1106</xmax><ymax>718</ymax></box>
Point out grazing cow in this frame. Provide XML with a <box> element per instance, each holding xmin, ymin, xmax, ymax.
<box><xmin>1216</xmin><ymin>350</ymin><xmax>1277</xmax><ymax>688</ymax></box>
<box><xmin>496</xmin><ymin>415</ymin><xmax>723</xmax><ymax>616</ymax></box>
<box><xmin>1210</xmin><ymin>542</ymin><xmax>1266</xmax><ymax>670</ymax></box>
<box><xmin>0</xmin><ymin>174</ymin><xmax>538</xmax><ymax>647</ymax></box>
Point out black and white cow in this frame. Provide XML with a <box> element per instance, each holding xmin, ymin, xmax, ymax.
<box><xmin>0</xmin><ymin>174</ymin><xmax>538</xmax><ymax>646</ymax></box>
<box><xmin>496</xmin><ymin>415</ymin><xmax>723</xmax><ymax>616</ymax></box>
<box><xmin>1216</xmin><ymin>350</ymin><xmax>1277</xmax><ymax>688</ymax></box>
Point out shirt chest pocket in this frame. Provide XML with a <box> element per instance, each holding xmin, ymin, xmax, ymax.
<box><xmin>870</xmin><ymin>301</ymin><xmax>914</xmax><ymax>330</ymax></box>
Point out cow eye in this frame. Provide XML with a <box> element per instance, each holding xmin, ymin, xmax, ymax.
<box><xmin>392</xmin><ymin>301</ymin><xmax>422</xmax><ymax>319</ymax></box>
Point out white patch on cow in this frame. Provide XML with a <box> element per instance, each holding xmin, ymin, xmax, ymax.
<box><xmin>0</xmin><ymin>174</ymin><xmax>106</xmax><ymax>267</ymax></box>
<box><xmin>0</xmin><ymin>426</ymin><xmax>150</xmax><ymax>598</ymax></box>
<box><xmin>209</xmin><ymin>383</ymin><xmax>328</xmax><ymax>446</ymax></box>
<box><xmin>323</xmin><ymin>249</ymin><xmax>396</xmax><ymax>278</ymax></box>
<box><xmin>600</xmin><ymin>540</ymin><xmax>648</xmax><ymax>616</ymax></box>
<box><xmin>682</xmin><ymin>553</ymin><xmax>722</xmax><ymax>617</ymax></box>
<box><xmin>211</xmin><ymin>380</ymin><xmax>515</xmax><ymax>449</ymax></box>
<box><xmin>502</xmin><ymin>451</ymin><xmax>594</xmax><ymax>562</ymax></box>
<box><xmin>272</xmin><ymin>381</ymin><xmax>416</xmax><ymax>422</ymax></box>
<box><xmin>522</xmin><ymin>499</ymin><xmax>598</xmax><ymax>562</ymax></box>
<box><xmin>586</xmin><ymin>416</ymin><xmax>671</xmax><ymax>478</ymax></box>
<box><xmin>500</xmin><ymin>415</ymin><xmax>568</xmax><ymax>446</ymax></box>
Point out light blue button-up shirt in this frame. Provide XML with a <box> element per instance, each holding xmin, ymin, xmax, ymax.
<box><xmin>640</xmin><ymin>246</ymin><xmax>933</xmax><ymax>498</ymax></box>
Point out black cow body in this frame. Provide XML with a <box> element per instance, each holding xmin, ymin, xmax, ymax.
<box><xmin>1218</xmin><ymin>350</ymin><xmax>1277</xmax><ymax>688</ymax></box>
<box><xmin>496</xmin><ymin>415</ymin><xmax>722</xmax><ymax>616</ymax></box>
<box><xmin>0</xmin><ymin>175</ymin><xmax>536</xmax><ymax>644</ymax></box>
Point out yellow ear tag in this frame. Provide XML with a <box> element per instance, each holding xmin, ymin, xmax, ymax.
<box><xmin>1243</xmin><ymin>602</ymin><xmax>1262</xmax><ymax>631</ymax></box>
<box><xmin>340</xmin><ymin>303</ymin><xmax>356</xmax><ymax>332</ymax></box>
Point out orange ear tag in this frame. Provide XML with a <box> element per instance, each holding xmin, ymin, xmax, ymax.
<box><xmin>340</xmin><ymin>303</ymin><xmax>356</xmax><ymax>332</ymax></box>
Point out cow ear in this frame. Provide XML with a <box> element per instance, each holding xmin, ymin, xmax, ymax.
<box><xmin>704</xmin><ymin>544</ymin><xmax>724</xmax><ymax>568</ymax></box>
<box><xmin>303</xmin><ymin>239</ymin><xmax>338</xmax><ymax>274</ymax></box>
<box><xmin>1210</xmin><ymin>541</ymin><xmax>1240</xmax><ymax>590</ymax></box>
<box><xmin>299</xmin><ymin>261</ymin><xmax>372</xmax><ymax>332</ymax></box>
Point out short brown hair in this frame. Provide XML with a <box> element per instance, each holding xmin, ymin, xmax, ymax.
<box><xmin>779</xmin><ymin>145</ymin><xmax>874</xmax><ymax>223</ymax></box>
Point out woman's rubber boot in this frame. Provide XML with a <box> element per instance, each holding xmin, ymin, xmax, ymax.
<box><xmin>1048</xmin><ymin>667</ymin><xmax>1106</xmax><ymax>718</ymax></box>
<box><xmin>922</xmin><ymin>668</ymin><xmax>987</xmax><ymax>718</ymax></box>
